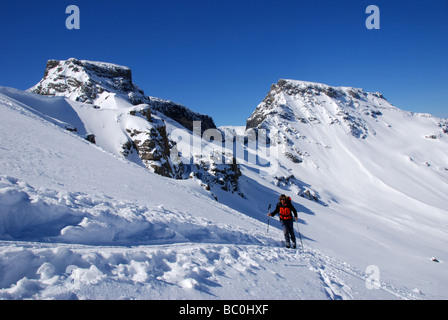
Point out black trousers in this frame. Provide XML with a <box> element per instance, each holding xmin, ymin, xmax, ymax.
<box><xmin>281</xmin><ymin>219</ymin><xmax>296</xmax><ymax>245</ymax></box>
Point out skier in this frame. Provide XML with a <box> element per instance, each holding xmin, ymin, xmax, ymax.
<box><xmin>269</xmin><ymin>194</ymin><xmax>298</xmax><ymax>248</ymax></box>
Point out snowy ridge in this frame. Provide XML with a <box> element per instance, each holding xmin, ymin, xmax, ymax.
<box><xmin>1</xmin><ymin>73</ymin><xmax>447</xmax><ymax>299</ymax></box>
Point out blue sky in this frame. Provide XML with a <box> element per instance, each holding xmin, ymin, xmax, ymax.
<box><xmin>1</xmin><ymin>0</ymin><xmax>447</xmax><ymax>126</ymax></box>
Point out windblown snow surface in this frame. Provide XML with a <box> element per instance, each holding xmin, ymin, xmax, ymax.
<box><xmin>0</xmin><ymin>86</ymin><xmax>447</xmax><ymax>301</ymax></box>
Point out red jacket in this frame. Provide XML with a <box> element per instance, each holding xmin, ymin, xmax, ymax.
<box><xmin>271</xmin><ymin>202</ymin><xmax>298</xmax><ymax>220</ymax></box>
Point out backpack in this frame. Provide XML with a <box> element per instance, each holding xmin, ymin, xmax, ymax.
<box><xmin>279</xmin><ymin>196</ymin><xmax>293</xmax><ymax>220</ymax></box>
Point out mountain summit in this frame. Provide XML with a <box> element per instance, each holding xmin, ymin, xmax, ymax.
<box><xmin>247</xmin><ymin>79</ymin><xmax>393</xmax><ymax>139</ymax></box>
<box><xmin>30</xmin><ymin>58</ymin><xmax>216</xmax><ymax>133</ymax></box>
<box><xmin>31</xmin><ymin>58</ymin><xmax>149</xmax><ymax>106</ymax></box>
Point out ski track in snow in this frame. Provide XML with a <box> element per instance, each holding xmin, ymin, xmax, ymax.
<box><xmin>0</xmin><ymin>176</ymin><xmax>415</xmax><ymax>300</ymax></box>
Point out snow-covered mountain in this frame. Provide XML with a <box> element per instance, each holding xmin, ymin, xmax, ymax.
<box><xmin>245</xmin><ymin>79</ymin><xmax>448</xmax><ymax>209</ymax></box>
<box><xmin>24</xmin><ymin>58</ymin><xmax>240</xmax><ymax>195</ymax></box>
<box><xmin>0</xmin><ymin>65</ymin><xmax>447</xmax><ymax>300</ymax></box>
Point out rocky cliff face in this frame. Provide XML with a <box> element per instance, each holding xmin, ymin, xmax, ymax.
<box><xmin>30</xmin><ymin>58</ymin><xmax>182</xmax><ymax>177</ymax></box>
<box><xmin>149</xmin><ymin>96</ymin><xmax>216</xmax><ymax>134</ymax></box>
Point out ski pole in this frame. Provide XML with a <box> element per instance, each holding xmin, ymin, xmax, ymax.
<box><xmin>267</xmin><ymin>204</ymin><xmax>271</xmax><ymax>234</ymax></box>
<box><xmin>296</xmin><ymin>218</ymin><xmax>304</xmax><ymax>249</ymax></box>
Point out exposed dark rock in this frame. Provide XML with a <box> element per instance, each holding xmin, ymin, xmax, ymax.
<box><xmin>86</xmin><ymin>134</ymin><xmax>96</xmax><ymax>144</ymax></box>
<box><xmin>149</xmin><ymin>97</ymin><xmax>216</xmax><ymax>134</ymax></box>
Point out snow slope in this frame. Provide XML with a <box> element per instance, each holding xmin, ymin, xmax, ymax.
<box><xmin>0</xmin><ymin>84</ymin><xmax>447</xmax><ymax>300</ymax></box>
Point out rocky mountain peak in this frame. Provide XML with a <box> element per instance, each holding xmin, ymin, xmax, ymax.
<box><xmin>246</xmin><ymin>79</ymin><xmax>392</xmax><ymax>139</ymax></box>
<box><xmin>31</xmin><ymin>58</ymin><xmax>150</xmax><ymax>106</ymax></box>
<box><xmin>31</xmin><ymin>58</ymin><xmax>216</xmax><ymax>134</ymax></box>
<box><xmin>27</xmin><ymin>58</ymin><xmax>236</xmax><ymax>198</ymax></box>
